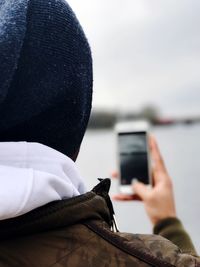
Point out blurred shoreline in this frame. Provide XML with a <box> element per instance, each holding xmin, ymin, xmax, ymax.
<box><xmin>88</xmin><ymin>108</ymin><xmax>200</xmax><ymax>129</ymax></box>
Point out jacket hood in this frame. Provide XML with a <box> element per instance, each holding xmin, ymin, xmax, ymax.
<box><xmin>0</xmin><ymin>142</ymin><xmax>86</xmax><ymax>220</ymax></box>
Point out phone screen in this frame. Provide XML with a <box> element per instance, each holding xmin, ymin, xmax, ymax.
<box><xmin>118</xmin><ymin>131</ymin><xmax>149</xmax><ymax>185</ymax></box>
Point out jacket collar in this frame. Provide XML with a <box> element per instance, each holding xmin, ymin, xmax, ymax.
<box><xmin>0</xmin><ymin>179</ymin><xmax>112</xmax><ymax>240</ymax></box>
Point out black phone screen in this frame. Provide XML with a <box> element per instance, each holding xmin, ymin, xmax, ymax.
<box><xmin>118</xmin><ymin>131</ymin><xmax>149</xmax><ymax>185</ymax></box>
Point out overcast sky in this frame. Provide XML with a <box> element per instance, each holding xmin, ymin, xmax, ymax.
<box><xmin>67</xmin><ymin>0</ymin><xmax>200</xmax><ymax>117</ymax></box>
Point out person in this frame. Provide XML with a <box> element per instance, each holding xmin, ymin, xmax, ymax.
<box><xmin>0</xmin><ymin>0</ymin><xmax>199</xmax><ymax>266</ymax></box>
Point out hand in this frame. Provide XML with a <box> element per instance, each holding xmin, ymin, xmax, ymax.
<box><xmin>113</xmin><ymin>136</ymin><xmax>177</xmax><ymax>226</ymax></box>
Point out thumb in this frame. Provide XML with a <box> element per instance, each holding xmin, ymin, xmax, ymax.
<box><xmin>133</xmin><ymin>182</ymin><xmax>150</xmax><ymax>201</ymax></box>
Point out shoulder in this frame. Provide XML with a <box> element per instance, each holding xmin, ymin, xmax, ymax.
<box><xmin>84</xmin><ymin>221</ymin><xmax>200</xmax><ymax>267</ymax></box>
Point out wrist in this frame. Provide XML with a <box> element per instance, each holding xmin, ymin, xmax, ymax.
<box><xmin>153</xmin><ymin>216</ymin><xmax>180</xmax><ymax>235</ymax></box>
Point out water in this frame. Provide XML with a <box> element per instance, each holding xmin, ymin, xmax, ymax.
<box><xmin>77</xmin><ymin>124</ymin><xmax>200</xmax><ymax>252</ymax></box>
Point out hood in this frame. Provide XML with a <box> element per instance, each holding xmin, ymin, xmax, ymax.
<box><xmin>0</xmin><ymin>142</ymin><xmax>86</xmax><ymax>220</ymax></box>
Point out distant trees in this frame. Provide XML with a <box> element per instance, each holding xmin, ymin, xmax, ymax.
<box><xmin>88</xmin><ymin>110</ymin><xmax>117</xmax><ymax>129</ymax></box>
<box><xmin>88</xmin><ymin>105</ymin><xmax>160</xmax><ymax>129</ymax></box>
<box><xmin>137</xmin><ymin>105</ymin><xmax>160</xmax><ymax>124</ymax></box>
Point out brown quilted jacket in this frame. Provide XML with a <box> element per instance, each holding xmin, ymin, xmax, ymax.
<box><xmin>0</xmin><ymin>179</ymin><xmax>199</xmax><ymax>267</ymax></box>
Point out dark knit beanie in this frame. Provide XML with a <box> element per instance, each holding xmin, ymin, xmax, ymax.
<box><xmin>0</xmin><ymin>0</ymin><xmax>93</xmax><ymax>158</ymax></box>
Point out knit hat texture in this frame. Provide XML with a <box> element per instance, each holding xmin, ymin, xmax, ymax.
<box><xmin>0</xmin><ymin>0</ymin><xmax>93</xmax><ymax>157</ymax></box>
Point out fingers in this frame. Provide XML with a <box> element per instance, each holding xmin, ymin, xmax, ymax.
<box><xmin>149</xmin><ymin>135</ymin><xmax>168</xmax><ymax>184</ymax></box>
<box><xmin>111</xmin><ymin>171</ymin><xmax>118</xmax><ymax>179</ymax></box>
<box><xmin>133</xmin><ymin>182</ymin><xmax>151</xmax><ymax>201</ymax></box>
<box><xmin>113</xmin><ymin>193</ymin><xmax>142</xmax><ymax>201</ymax></box>
<box><xmin>150</xmin><ymin>135</ymin><xmax>166</xmax><ymax>172</ymax></box>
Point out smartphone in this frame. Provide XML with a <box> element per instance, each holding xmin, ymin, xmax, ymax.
<box><xmin>115</xmin><ymin>120</ymin><xmax>151</xmax><ymax>195</ymax></box>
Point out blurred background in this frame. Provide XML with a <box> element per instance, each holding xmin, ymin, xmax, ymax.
<box><xmin>68</xmin><ymin>0</ymin><xmax>200</xmax><ymax>252</ymax></box>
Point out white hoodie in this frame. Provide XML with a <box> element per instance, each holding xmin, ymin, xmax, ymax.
<box><xmin>0</xmin><ymin>142</ymin><xmax>86</xmax><ymax>220</ymax></box>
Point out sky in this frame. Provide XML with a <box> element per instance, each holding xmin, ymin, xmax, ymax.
<box><xmin>67</xmin><ymin>0</ymin><xmax>200</xmax><ymax>117</ymax></box>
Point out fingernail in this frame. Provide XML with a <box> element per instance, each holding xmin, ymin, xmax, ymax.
<box><xmin>131</xmin><ymin>178</ymin><xmax>138</xmax><ymax>186</ymax></box>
